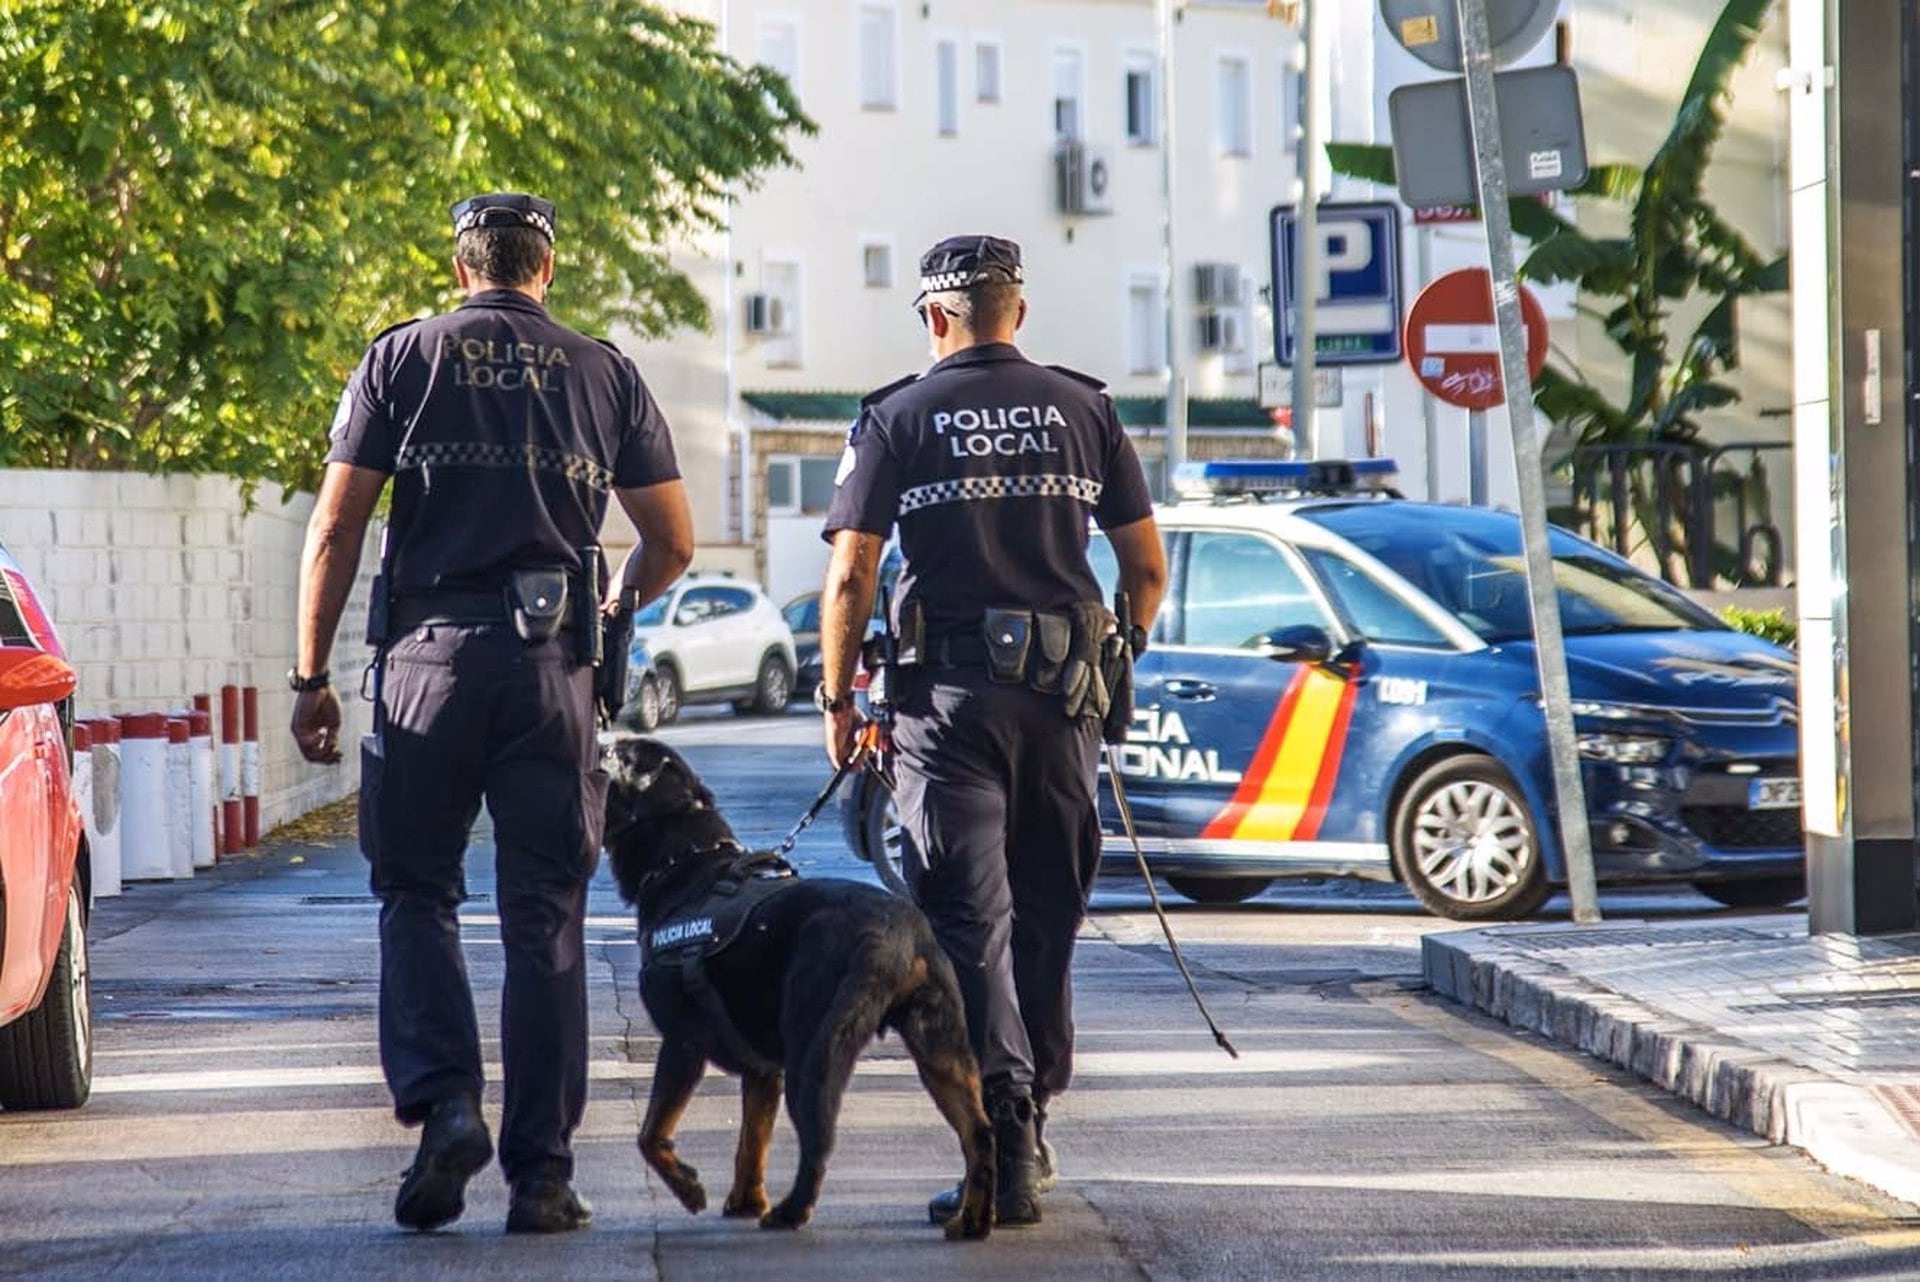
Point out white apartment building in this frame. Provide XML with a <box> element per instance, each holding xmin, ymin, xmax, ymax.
<box><xmin>620</xmin><ymin>1</ymin><xmax>1789</xmax><ymax>604</ymax></box>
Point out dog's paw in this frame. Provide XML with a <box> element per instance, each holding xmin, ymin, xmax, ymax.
<box><xmin>759</xmin><ymin>1199</ymin><xmax>812</xmax><ymax>1231</ymax></box>
<box><xmin>665</xmin><ymin>1166</ymin><xmax>707</xmax><ymax>1215</ymax></box>
<box><xmin>723</xmin><ymin>1186</ymin><xmax>770</xmax><ymax>1219</ymax></box>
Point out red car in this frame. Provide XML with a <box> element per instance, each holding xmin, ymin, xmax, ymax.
<box><xmin>0</xmin><ymin>543</ymin><xmax>90</xmax><ymax>1110</ymax></box>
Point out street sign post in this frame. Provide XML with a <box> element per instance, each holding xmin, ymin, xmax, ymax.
<box><xmin>1271</xmin><ymin>201</ymin><xmax>1404</xmax><ymax>367</ymax></box>
<box><xmin>1447</xmin><ymin>0</ymin><xmax>1601</xmax><ymax>923</ymax></box>
<box><xmin>1258</xmin><ymin>363</ymin><xmax>1343</xmax><ymax>410</ymax></box>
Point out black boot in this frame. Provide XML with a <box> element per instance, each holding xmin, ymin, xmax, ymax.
<box><xmin>394</xmin><ymin>1093</ymin><xmax>493</xmax><ymax>1231</ymax></box>
<box><xmin>990</xmin><ymin>1094</ymin><xmax>1042</xmax><ymax>1226</ymax></box>
<box><xmin>507</xmin><ymin>1162</ymin><xmax>593</xmax><ymax>1234</ymax></box>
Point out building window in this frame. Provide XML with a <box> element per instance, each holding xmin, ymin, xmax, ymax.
<box><xmin>1124</xmin><ymin>52</ymin><xmax>1157</xmax><ymax>146</ymax></box>
<box><xmin>862</xmin><ymin>240</ymin><xmax>894</xmax><ymax>289</ymax></box>
<box><xmin>758</xmin><ymin>17</ymin><xmax>800</xmax><ymax>94</ymax></box>
<box><xmin>975</xmin><ymin>40</ymin><xmax>1002</xmax><ymax>104</ymax></box>
<box><xmin>1216</xmin><ymin>54</ymin><xmax>1252</xmax><ymax>157</ymax></box>
<box><xmin>767</xmin><ymin>456</ymin><xmax>842</xmax><ymax>517</ymax></box>
<box><xmin>1051</xmin><ymin>47</ymin><xmax>1084</xmax><ymax>142</ymax></box>
<box><xmin>935</xmin><ymin>39</ymin><xmax>960</xmax><ymax>136</ymax></box>
<box><xmin>1127</xmin><ymin>275</ymin><xmax>1165</xmax><ymax>376</ymax></box>
<box><xmin>762</xmin><ymin>259</ymin><xmax>802</xmax><ymax>368</ymax></box>
<box><xmin>1278</xmin><ymin>59</ymin><xmax>1301</xmax><ymax>153</ymax></box>
<box><xmin>858</xmin><ymin>4</ymin><xmax>897</xmax><ymax>110</ymax></box>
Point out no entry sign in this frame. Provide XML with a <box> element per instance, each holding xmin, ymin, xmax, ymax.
<box><xmin>1403</xmin><ymin>268</ymin><xmax>1547</xmax><ymax>410</ymax></box>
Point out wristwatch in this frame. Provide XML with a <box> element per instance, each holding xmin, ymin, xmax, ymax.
<box><xmin>287</xmin><ymin>669</ymin><xmax>331</xmax><ymax>694</ymax></box>
<box><xmin>813</xmin><ymin>683</ymin><xmax>854</xmax><ymax>714</ymax></box>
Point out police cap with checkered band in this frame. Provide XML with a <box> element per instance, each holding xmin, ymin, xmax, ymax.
<box><xmin>450</xmin><ymin>192</ymin><xmax>557</xmax><ymax>244</ymax></box>
<box><xmin>913</xmin><ymin>235</ymin><xmax>1024</xmax><ymax>306</ymax></box>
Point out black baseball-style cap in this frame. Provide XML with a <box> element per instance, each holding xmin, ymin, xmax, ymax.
<box><xmin>913</xmin><ymin>235</ymin><xmax>1024</xmax><ymax>305</ymax></box>
<box><xmin>450</xmin><ymin>192</ymin><xmax>557</xmax><ymax>244</ymax></box>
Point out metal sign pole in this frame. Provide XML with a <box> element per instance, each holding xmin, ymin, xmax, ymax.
<box><xmin>1455</xmin><ymin>0</ymin><xmax>1601</xmax><ymax>922</ymax></box>
<box><xmin>1157</xmin><ymin>0</ymin><xmax>1188</xmax><ymax>493</ymax></box>
<box><xmin>1291</xmin><ymin>0</ymin><xmax>1322</xmax><ymax>458</ymax></box>
<box><xmin>1467</xmin><ymin>408</ymin><xmax>1487</xmax><ymax>506</ymax></box>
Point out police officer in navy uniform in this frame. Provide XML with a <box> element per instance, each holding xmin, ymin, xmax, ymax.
<box><xmin>817</xmin><ymin>235</ymin><xmax>1168</xmax><ymax>1225</ymax></box>
<box><xmin>290</xmin><ymin>193</ymin><xmax>695</xmax><ymax>1234</ymax></box>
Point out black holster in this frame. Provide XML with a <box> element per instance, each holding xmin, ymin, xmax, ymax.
<box><xmin>598</xmin><ymin>608</ymin><xmax>633</xmax><ymax>724</ymax></box>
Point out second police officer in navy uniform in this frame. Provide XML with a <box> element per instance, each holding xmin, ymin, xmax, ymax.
<box><xmin>817</xmin><ymin>235</ymin><xmax>1168</xmax><ymax>1225</ymax></box>
<box><xmin>290</xmin><ymin>193</ymin><xmax>695</xmax><ymax>1235</ymax></box>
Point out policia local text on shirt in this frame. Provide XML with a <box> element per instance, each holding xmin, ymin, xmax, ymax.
<box><xmin>290</xmin><ymin>192</ymin><xmax>695</xmax><ymax>1236</ymax></box>
<box><xmin>817</xmin><ymin>235</ymin><xmax>1168</xmax><ymax>1227</ymax></box>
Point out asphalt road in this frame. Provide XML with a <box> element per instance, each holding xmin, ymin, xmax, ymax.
<box><xmin>4</xmin><ymin>707</ymin><xmax>1917</xmax><ymax>1280</ymax></box>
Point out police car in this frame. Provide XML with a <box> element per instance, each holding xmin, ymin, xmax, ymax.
<box><xmin>846</xmin><ymin>460</ymin><xmax>1804</xmax><ymax>921</ymax></box>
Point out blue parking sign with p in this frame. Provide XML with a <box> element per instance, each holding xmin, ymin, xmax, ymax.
<box><xmin>1271</xmin><ymin>202</ymin><xmax>1403</xmax><ymax>366</ymax></box>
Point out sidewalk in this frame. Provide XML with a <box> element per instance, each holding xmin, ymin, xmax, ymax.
<box><xmin>1424</xmin><ymin>915</ymin><xmax>1920</xmax><ymax>1208</ymax></box>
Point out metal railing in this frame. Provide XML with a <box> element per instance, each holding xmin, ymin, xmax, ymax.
<box><xmin>1558</xmin><ymin>441</ymin><xmax>1791</xmax><ymax>589</ymax></box>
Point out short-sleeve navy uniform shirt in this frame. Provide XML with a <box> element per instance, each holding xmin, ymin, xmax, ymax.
<box><xmin>327</xmin><ymin>288</ymin><xmax>680</xmax><ymax>594</ymax></box>
<box><xmin>823</xmin><ymin>343</ymin><xmax>1153</xmax><ymax>636</ymax></box>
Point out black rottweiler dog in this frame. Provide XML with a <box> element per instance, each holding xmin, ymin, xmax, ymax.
<box><xmin>602</xmin><ymin>735</ymin><xmax>995</xmax><ymax>1238</ymax></box>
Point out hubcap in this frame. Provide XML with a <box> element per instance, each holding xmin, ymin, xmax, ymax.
<box><xmin>659</xmin><ymin>676</ymin><xmax>679</xmax><ymax>720</ymax></box>
<box><xmin>68</xmin><ymin>890</ymin><xmax>90</xmax><ymax>1073</ymax></box>
<box><xmin>766</xmin><ymin>663</ymin><xmax>789</xmax><ymax>707</ymax></box>
<box><xmin>638</xmin><ymin>681</ymin><xmax>660</xmax><ymax>725</ymax></box>
<box><xmin>1411</xmin><ymin>780</ymin><xmax>1532</xmax><ymax>904</ymax></box>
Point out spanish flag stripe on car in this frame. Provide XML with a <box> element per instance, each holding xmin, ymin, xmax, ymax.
<box><xmin>1202</xmin><ymin>668</ymin><xmax>1353</xmax><ymax>841</ymax></box>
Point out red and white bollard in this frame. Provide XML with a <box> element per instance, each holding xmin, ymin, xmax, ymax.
<box><xmin>85</xmin><ymin>718</ymin><xmax>122</xmax><ymax>898</ymax></box>
<box><xmin>241</xmin><ymin>686</ymin><xmax>260</xmax><ymax>849</ymax></box>
<box><xmin>220</xmin><ymin>685</ymin><xmax>242</xmax><ymax>856</ymax></box>
<box><xmin>71</xmin><ymin>721</ymin><xmax>93</xmax><ymax>884</ymax></box>
<box><xmin>119</xmin><ymin>713</ymin><xmax>174</xmax><ymax>881</ymax></box>
<box><xmin>188</xmin><ymin>707</ymin><xmax>217</xmax><ymax>870</ymax></box>
<box><xmin>165</xmin><ymin>717</ymin><xmax>193</xmax><ymax>879</ymax></box>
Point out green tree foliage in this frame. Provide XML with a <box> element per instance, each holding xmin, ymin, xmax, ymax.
<box><xmin>0</xmin><ymin>2</ymin><xmax>810</xmax><ymax>490</ymax></box>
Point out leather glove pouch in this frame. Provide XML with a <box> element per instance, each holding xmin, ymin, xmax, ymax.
<box><xmin>506</xmin><ymin>569</ymin><xmax>569</xmax><ymax>643</ymax></box>
<box><xmin>1100</xmin><ymin>632</ymin><xmax>1134</xmax><ymax>745</ymax></box>
<box><xmin>981</xmin><ymin>609</ymin><xmax>1035</xmax><ymax>684</ymax></box>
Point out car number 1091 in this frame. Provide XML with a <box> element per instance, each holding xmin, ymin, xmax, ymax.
<box><xmin>1749</xmin><ymin>777</ymin><xmax>1802</xmax><ymax>810</ymax></box>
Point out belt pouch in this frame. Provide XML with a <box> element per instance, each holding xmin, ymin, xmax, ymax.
<box><xmin>507</xmin><ymin>569</ymin><xmax>569</xmax><ymax>643</ymax></box>
<box><xmin>981</xmin><ymin>609</ymin><xmax>1034</xmax><ymax>684</ymax></box>
<box><xmin>1029</xmin><ymin>611</ymin><xmax>1072</xmax><ymax>693</ymax></box>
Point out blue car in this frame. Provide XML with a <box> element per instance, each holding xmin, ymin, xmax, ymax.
<box><xmin>846</xmin><ymin>461</ymin><xmax>1802</xmax><ymax>921</ymax></box>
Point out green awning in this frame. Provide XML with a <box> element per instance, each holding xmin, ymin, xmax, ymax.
<box><xmin>742</xmin><ymin>390</ymin><xmax>1272</xmax><ymax>429</ymax></box>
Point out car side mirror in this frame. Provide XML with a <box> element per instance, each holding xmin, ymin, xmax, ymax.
<box><xmin>0</xmin><ymin>649</ymin><xmax>76</xmax><ymax>712</ymax></box>
<box><xmin>1256</xmin><ymin>625</ymin><xmax>1334</xmax><ymax>665</ymax></box>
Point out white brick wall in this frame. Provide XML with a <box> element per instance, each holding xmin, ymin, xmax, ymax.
<box><xmin>0</xmin><ymin>470</ymin><xmax>382</xmax><ymax>834</ymax></box>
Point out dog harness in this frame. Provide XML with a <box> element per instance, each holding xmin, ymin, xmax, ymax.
<box><xmin>641</xmin><ymin>848</ymin><xmax>798</xmax><ymax>1076</ymax></box>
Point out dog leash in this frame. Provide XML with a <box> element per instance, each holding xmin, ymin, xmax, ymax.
<box><xmin>1103</xmin><ymin>743</ymin><xmax>1240</xmax><ymax>1060</ymax></box>
<box><xmin>774</xmin><ymin>729</ymin><xmax>876</xmax><ymax>857</ymax></box>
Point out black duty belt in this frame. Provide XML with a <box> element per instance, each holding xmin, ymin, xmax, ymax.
<box><xmin>928</xmin><ymin>632</ymin><xmax>993</xmax><ymax>668</ymax></box>
<box><xmin>390</xmin><ymin>591</ymin><xmax>512</xmax><ymax>631</ymax></box>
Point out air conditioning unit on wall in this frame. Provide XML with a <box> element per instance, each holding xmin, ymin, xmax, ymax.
<box><xmin>744</xmin><ymin>293</ymin><xmax>788</xmax><ymax>336</ymax></box>
<box><xmin>1193</xmin><ymin>263</ymin><xmax>1244</xmax><ymax>307</ymax></box>
<box><xmin>1196</xmin><ymin>308</ymin><xmax>1244</xmax><ymax>354</ymax></box>
<box><xmin>1055</xmin><ymin>142</ymin><xmax>1115</xmax><ymax>217</ymax></box>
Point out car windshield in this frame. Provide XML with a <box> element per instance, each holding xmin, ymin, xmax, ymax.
<box><xmin>1296</xmin><ymin>504</ymin><xmax>1724</xmax><ymax>642</ymax></box>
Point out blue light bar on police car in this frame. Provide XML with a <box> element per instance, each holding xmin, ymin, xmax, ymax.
<box><xmin>1173</xmin><ymin>458</ymin><xmax>1399</xmax><ymax>500</ymax></box>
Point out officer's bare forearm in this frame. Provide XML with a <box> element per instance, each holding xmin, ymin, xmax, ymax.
<box><xmin>615</xmin><ymin>480</ymin><xmax>696</xmax><ymax>608</ymax></box>
<box><xmin>1106</xmin><ymin>515</ymin><xmax>1168</xmax><ymax>635</ymax></box>
<box><xmin>821</xmin><ymin>531</ymin><xmax>884</xmax><ymax>697</ymax></box>
<box><xmin>297</xmin><ymin>463</ymin><xmax>387</xmax><ymax>674</ymax></box>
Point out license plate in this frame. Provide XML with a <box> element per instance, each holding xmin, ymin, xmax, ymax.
<box><xmin>1748</xmin><ymin>777</ymin><xmax>1801</xmax><ymax>810</ymax></box>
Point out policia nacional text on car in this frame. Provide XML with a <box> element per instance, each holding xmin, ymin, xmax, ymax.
<box><xmin>290</xmin><ymin>193</ymin><xmax>696</xmax><ymax>1235</ymax></box>
<box><xmin>817</xmin><ymin>235</ymin><xmax>1168</xmax><ymax>1226</ymax></box>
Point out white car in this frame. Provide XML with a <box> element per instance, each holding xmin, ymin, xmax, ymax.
<box><xmin>631</xmin><ymin>574</ymin><xmax>798</xmax><ymax>721</ymax></box>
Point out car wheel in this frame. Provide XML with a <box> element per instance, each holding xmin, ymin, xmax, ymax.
<box><xmin>851</xmin><ymin>770</ymin><xmax>911</xmax><ymax>898</ymax></box>
<box><xmin>1391</xmin><ymin>754</ymin><xmax>1551</xmax><ymax>921</ymax></box>
<box><xmin>0</xmin><ymin>882</ymin><xmax>92</xmax><ymax>1110</ymax></box>
<box><xmin>653</xmin><ymin>666</ymin><xmax>681</xmax><ymax>726</ymax></box>
<box><xmin>1694</xmin><ymin>876</ymin><xmax>1806</xmax><ymax>910</ymax></box>
<box><xmin>739</xmin><ymin>652</ymin><xmax>793</xmax><ymax>716</ymax></box>
<box><xmin>1163</xmin><ymin>875</ymin><xmax>1273</xmax><ymax>905</ymax></box>
<box><xmin>631</xmin><ymin>675</ymin><xmax>662</xmax><ymax>733</ymax></box>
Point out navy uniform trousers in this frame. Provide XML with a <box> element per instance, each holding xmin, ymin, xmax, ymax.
<box><xmin>359</xmin><ymin>622</ymin><xmax>608</xmax><ymax>1181</ymax></box>
<box><xmin>893</xmin><ymin>666</ymin><xmax>1102</xmax><ymax>1105</ymax></box>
